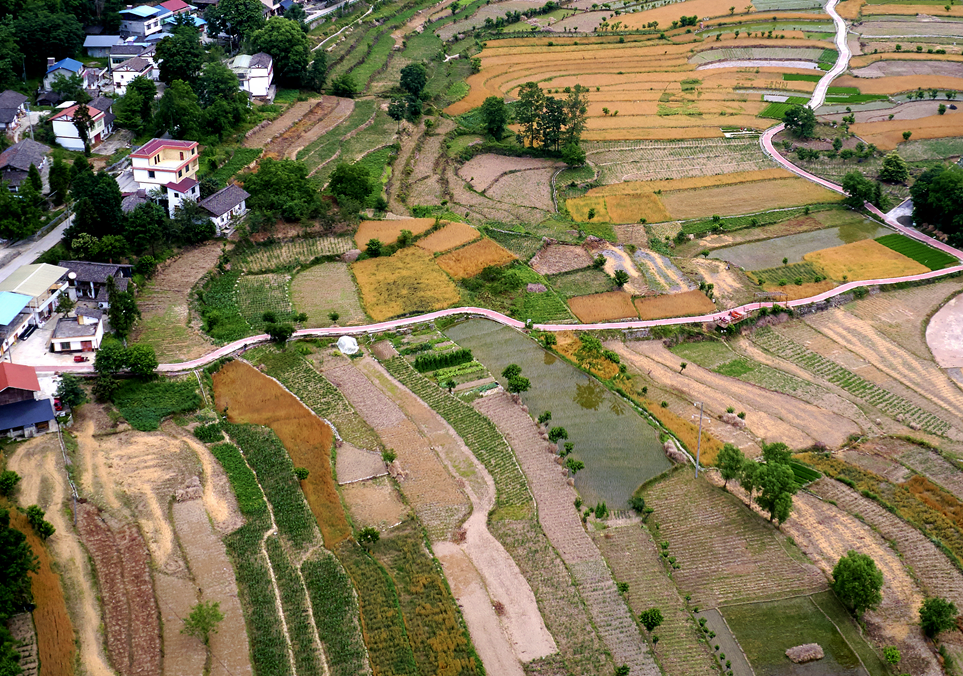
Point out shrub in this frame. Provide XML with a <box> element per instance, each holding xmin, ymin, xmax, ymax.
<box><xmin>294</xmin><ymin>467</ymin><xmax>310</xmax><ymax>481</ymax></box>
<box><xmin>0</xmin><ymin>470</ymin><xmax>20</xmax><ymax>497</ymax></box>
<box><xmin>919</xmin><ymin>597</ymin><xmax>958</xmax><ymax>638</ymax></box>
<box><xmin>548</xmin><ymin>426</ymin><xmax>568</xmax><ymax>443</ymax></box>
<box><xmin>194</xmin><ymin>422</ymin><xmax>223</xmax><ymax>443</ymax></box>
<box><xmin>639</xmin><ymin>608</ymin><xmax>663</xmax><ymax>632</ymax></box>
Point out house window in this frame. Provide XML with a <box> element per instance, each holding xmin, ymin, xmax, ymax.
<box><xmin>179</xmin><ymin>151</ymin><xmax>184</xmax><ymax>160</ymax></box>
<box><xmin>148</xmin><ymin>170</ymin><xmax>155</xmax><ymax>178</ymax></box>
<box><xmin>177</xmin><ymin>169</ymin><xmax>182</xmax><ymax>178</ymax></box>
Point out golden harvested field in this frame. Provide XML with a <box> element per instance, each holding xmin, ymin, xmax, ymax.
<box><xmin>864</xmin><ymin>3</ymin><xmax>963</xmax><ymax>15</ymax></box>
<box><xmin>639</xmin><ymin>398</ymin><xmax>725</xmax><ymax>465</ymax></box>
<box><xmin>354</xmin><ymin>218</ymin><xmax>436</xmax><ymax>248</ymax></box>
<box><xmin>588</xmin><ymin>168</ymin><xmax>793</xmax><ymax>196</ymax></box>
<box><xmin>447</xmin><ymin>37</ymin><xmax>835</xmax><ymax>139</ymax></box>
<box><xmin>415</xmin><ymin>221</ymin><xmax>480</xmax><ymax>253</ymax></box>
<box><xmin>836</xmin><ymin>0</ymin><xmax>863</xmax><ymax>19</ymax></box>
<box><xmin>290</xmin><ymin>262</ymin><xmax>367</xmax><ymax>327</ymax></box>
<box><xmin>567</xmin><ymin>195</ymin><xmax>611</xmax><ymax>222</ymax></box>
<box><xmin>850</xmin><ymin>113</ymin><xmax>963</xmax><ymax>150</ymax></box>
<box><xmin>435</xmin><ymin>238</ymin><xmax>516</xmax><ymax>278</ymax></box>
<box><xmin>836</xmin><ymin>74</ymin><xmax>963</xmax><ymax>96</ymax></box>
<box><xmin>616</xmin><ymin>0</ymin><xmax>755</xmax><ymax>28</ymax></box>
<box><xmin>568</xmin><ymin>290</ymin><xmax>638</xmax><ymax>323</ymax></box>
<box><xmin>605</xmin><ymin>193</ymin><xmax>671</xmax><ymax>224</ymax></box>
<box><xmin>762</xmin><ymin>280</ymin><xmax>836</xmax><ymax>301</ymax></box>
<box><xmin>634</xmin><ymin>290</ymin><xmax>716</xmax><ymax>320</ymax></box>
<box><xmin>804</xmin><ymin>240</ymin><xmax>929</xmax><ymax>281</ymax></box>
<box><xmin>848</xmin><ymin>53</ymin><xmax>963</xmax><ymax>69</ymax></box>
<box><xmin>661</xmin><ymin>178</ymin><xmax>843</xmax><ymax>219</ymax></box>
<box><xmin>353</xmin><ymin>247</ymin><xmax>461</xmax><ymax>320</ymax></box>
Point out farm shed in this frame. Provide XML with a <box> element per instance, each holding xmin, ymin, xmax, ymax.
<box><xmin>0</xmin><ymin>362</ymin><xmax>41</xmax><ymax>406</ymax></box>
<box><xmin>0</xmin><ymin>398</ymin><xmax>56</xmax><ymax>438</ymax></box>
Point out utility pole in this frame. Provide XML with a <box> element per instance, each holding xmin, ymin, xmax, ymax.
<box><xmin>694</xmin><ymin>401</ymin><xmax>704</xmax><ymax>478</ymax></box>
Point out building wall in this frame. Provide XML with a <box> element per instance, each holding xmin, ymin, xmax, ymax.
<box><xmin>0</xmin><ymin>389</ymin><xmax>36</xmax><ymax>406</ymax></box>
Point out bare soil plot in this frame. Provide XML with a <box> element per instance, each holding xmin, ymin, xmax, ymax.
<box><xmin>324</xmin><ymin>360</ymin><xmax>470</xmax><ymax>540</ymax></box>
<box><xmin>172</xmin><ymin>500</ymin><xmax>251</xmax><ymax>676</ymax></box>
<box><xmin>154</xmin><ymin>572</ymin><xmax>205</xmax><ymax>676</ymax></box>
<box><xmin>75</xmin><ymin>503</ymin><xmax>161</xmax><ymax>676</ymax></box>
<box><xmin>682</xmin><ymin>258</ymin><xmax>757</xmax><ymax>309</ymax></box>
<box><xmin>436</xmin><ymin>238</ymin><xmax>517</xmax><ymax>279</ymax></box>
<box><xmin>809</xmin><ymin>477</ymin><xmax>963</xmax><ymax>610</ymax></box>
<box><xmin>341</xmin><ymin>477</ymin><xmax>410</xmax><ymax>529</ymax></box>
<box><xmin>486</xmin><ymin>167</ymin><xmax>560</xmax><ymax>211</ymax></box>
<box><xmin>7</xmin><ymin>437</ymin><xmax>114</xmax><ymax>676</ymax></box>
<box><xmin>272</xmin><ymin>97</ymin><xmax>354</xmax><ymax>161</ymax></box>
<box><xmin>445</xmin><ymin>164</ymin><xmax>553</xmax><ymax>225</ymax></box>
<box><xmin>354</xmin><ymin>217</ymin><xmax>436</xmax><ymax>247</ymax></box>
<box><xmin>291</xmin><ymin>262</ymin><xmax>367</xmax><ymax>327</ymax></box>
<box><xmin>634</xmin><ymin>250</ymin><xmax>694</xmax><ymax>294</ymax></box>
<box><xmin>617</xmin><ymin>340</ymin><xmax>861</xmax><ymax>449</ymax></box>
<box><xmin>352</xmin><ymin>247</ymin><xmax>461</xmax><ymax>321</ymax></box>
<box><xmin>839</xmin><ymin>448</ymin><xmax>912</xmax><ymax>483</ymax></box>
<box><xmin>596</xmin><ymin>245</ymin><xmax>647</xmax><ymax>295</ymax></box>
<box><xmin>530</xmin><ymin>243</ymin><xmax>594</xmax><ymax>275</ymax></box>
<box><xmin>926</xmin><ymin>292</ymin><xmax>963</xmax><ymax>368</ymax></box>
<box><xmin>568</xmin><ymin>290</ymin><xmax>637</xmax><ymax>323</ymax></box>
<box><xmin>634</xmin><ymin>290</ymin><xmax>715</xmax><ymax>320</ymax></box>
<box><xmin>474</xmin><ymin>392</ymin><xmax>659</xmax><ymax>676</ymax></box>
<box><xmin>243</xmin><ymin>100</ymin><xmax>315</xmax><ymax>149</ymax></box>
<box><xmin>335</xmin><ymin>443</ymin><xmax>388</xmax><ymax>484</ymax></box>
<box><xmin>851</xmin><ymin>58</ymin><xmax>963</xmax><ymax>78</ymax></box>
<box><xmin>130</xmin><ymin>243</ymin><xmax>222</xmax><ymax>362</ymax></box>
<box><xmin>593</xmin><ymin>525</ymin><xmax>718</xmax><ymax>676</ymax></box>
<box><xmin>415</xmin><ymin>221</ymin><xmax>480</xmax><ymax>253</ymax></box>
<box><xmin>458</xmin><ymin>155</ymin><xmax>562</xmax><ymax>192</ymax></box>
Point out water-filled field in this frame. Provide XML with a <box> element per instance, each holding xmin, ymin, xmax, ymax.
<box><xmin>710</xmin><ymin>222</ymin><xmax>890</xmax><ymax>269</ymax></box>
<box><xmin>445</xmin><ymin>319</ymin><xmax>670</xmax><ymax>507</ymax></box>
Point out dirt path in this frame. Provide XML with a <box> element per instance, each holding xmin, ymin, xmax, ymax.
<box><xmin>618</xmin><ymin>341</ymin><xmax>860</xmax><ymax>448</ymax></box>
<box><xmin>474</xmin><ymin>391</ymin><xmax>659</xmax><ymax>676</ymax></box>
<box><xmin>357</xmin><ymin>359</ymin><xmax>556</xmax><ymax>668</ymax></box>
<box><xmin>8</xmin><ymin>438</ymin><xmax>115</xmax><ymax>676</ymax></box>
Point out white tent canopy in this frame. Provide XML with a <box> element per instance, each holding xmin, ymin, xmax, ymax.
<box><xmin>337</xmin><ymin>335</ymin><xmax>359</xmax><ymax>355</ymax></box>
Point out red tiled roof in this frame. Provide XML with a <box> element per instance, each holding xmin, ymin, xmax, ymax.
<box><xmin>50</xmin><ymin>104</ymin><xmax>105</xmax><ymax>122</ymax></box>
<box><xmin>0</xmin><ymin>362</ymin><xmax>40</xmax><ymax>393</ymax></box>
<box><xmin>166</xmin><ymin>176</ymin><xmax>197</xmax><ymax>192</ymax></box>
<box><xmin>130</xmin><ymin>138</ymin><xmax>197</xmax><ymax>158</ymax></box>
<box><xmin>159</xmin><ymin>0</ymin><xmax>191</xmax><ymax>9</ymax></box>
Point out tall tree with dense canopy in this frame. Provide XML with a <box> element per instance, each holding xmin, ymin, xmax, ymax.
<box><xmin>327</xmin><ymin>163</ymin><xmax>373</xmax><ymax>209</ymax></box>
<box><xmin>205</xmin><ymin>0</ymin><xmax>264</xmax><ymax>48</ymax></box>
<box><xmin>400</xmin><ymin>62</ymin><xmax>428</xmax><ymax>98</ymax></box>
<box><xmin>783</xmin><ymin>104</ymin><xmax>817</xmax><ymax>138</ymax></box>
<box><xmin>252</xmin><ymin>17</ymin><xmax>311</xmax><ymax>86</ymax></box>
<box><xmin>715</xmin><ymin>443</ymin><xmax>745</xmax><ymax>489</ymax></box>
<box><xmin>14</xmin><ymin>12</ymin><xmax>84</xmax><ymax>73</ymax></box>
<box><xmin>841</xmin><ymin>170</ymin><xmax>880</xmax><ymax>209</ymax></box>
<box><xmin>481</xmin><ymin>96</ymin><xmax>508</xmax><ymax>138</ymax></box>
<box><xmin>73</xmin><ymin>104</ymin><xmax>93</xmax><ymax>156</ymax></box>
<box><xmin>48</xmin><ymin>155</ymin><xmax>70</xmax><ymax>206</ymax></box>
<box><xmin>0</xmin><ymin>24</ymin><xmax>23</xmax><ymax>91</ymax></box>
<box><xmin>910</xmin><ymin>164</ymin><xmax>963</xmax><ymax>240</ymax></box>
<box><xmin>563</xmin><ymin>84</ymin><xmax>589</xmax><ymax>147</ymax></box>
<box><xmin>107</xmin><ymin>275</ymin><xmax>141</xmax><ymax>339</ymax></box>
<box><xmin>155</xmin><ymin>26</ymin><xmax>204</xmax><ymax>86</ymax></box>
<box><xmin>305</xmin><ymin>53</ymin><xmax>327</xmax><ymax>92</ymax></box>
<box><xmin>538</xmin><ymin>97</ymin><xmax>567</xmax><ymax>152</ymax></box>
<box><xmin>878</xmin><ymin>151</ymin><xmax>908</xmax><ymax>183</ymax></box>
<box><xmin>51</xmin><ymin>73</ymin><xmax>91</xmax><ymax>104</ymax></box>
<box><xmin>832</xmin><ymin>551</ymin><xmax>883</xmax><ymax>617</ymax></box>
<box><xmin>155</xmin><ymin>80</ymin><xmax>202</xmax><ymax>139</ymax></box>
<box><xmin>244</xmin><ymin>158</ymin><xmax>326</xmax><ymax>221</ymax></box>
<box><xmin>919</xmin><ymin>597</ymin><xmax>958</xmax><ymax>638</ymax></box>
<box><xmin>516</xmin><ymin>82</ymin><xmax>544</xmax><ymax>147</ymax></box>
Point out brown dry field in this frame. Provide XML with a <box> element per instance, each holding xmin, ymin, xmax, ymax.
<box><xmin>849</xmin><ymin>55</ymin><xmax>963</xmax><ymax>75</ymax></box>
<box><xmin>172</xmin><ymin>500</ymin><xmax>252</xmax><ymax>676</ymax></box>
<box><xmin>568</xmin><ymin>290</ymin><xmax>637</xmax><ymax>323</ymax></box>
<box><xmin>458</xmin><ymin>155</ymin><xmax>562</xmax><ymax>192</ymax></box>
<box><xmin>683</xmin><ymin>258</ymin><xmax>757</xmax><ymax>309</ymax></box>
<box><xmin>336</xmin><ymin>442</ymin><xmax>389</xmax><ymax>484</ymax></box>
<box><xmin>836</xmin><ymin>73</ymin><xmax>963</xmax><ymax>94</ymax></box>
<box><xmin>341</xmin><ymin>477</ymin><xmax>410</xmax><ymax>528</ymax></box>
<box><xmin>634</xmin><ymin>290</ymin><xmax>715</xmax><ymax>320</ymax></box>
<box><xmin>243</xmin><ymin>100</ymin><xmax>315</xmax><ymax>149</ymax></box>
<box><xmin>213</xmin><ymin>359</ymin><xmax>352</xmax><ymax>545</ymax></box>
<box><xmin>530</xmin><ymin>243</ymin><xmax>594</xmax><ymax>274</ymax></box>
<box><xmin>130</xmin><ymin>243</ymin><xmax>222</xmax><ymax>363</ymax></box>
<box><xmin>864</xmin><ymin>3</ymin><xmax>963</xmax><ymax>15</ymax></box>
<box><xmin>415</xmin><ymin>221</ymin><xmax>480</xmax><ymax>253</ymax></box>
<box><xmin>267</xmin><ymin>97</ymin><xmax>354</xmax><ymax>161</ymax></box>
<box><xmin>4</xmin><ymin>507</ymin><xmax>75</xmax><ymax>676</ymax></box>
<box><xmin>836</xmin><ymin>0</ymin><xmax>863</xmax><ymax>19</ymax></box>
<box><xmin>761</xmin><ymin>279</ymin><xmax>836</xmax><ymax>301</ymax></box>
<box><xmin>7</xmin><ymin>435</ymin><xmax>114</xmax><ymax>676</ymax></box>
<box><xmin>436</xmin><ymin>239</ymin><xmax>517</xmax><ymax>279</ymax></box>
<box><xmin>154</xmin><ymin>572</ymin><xmax>205</xmax><ymax>676</ymax></box>
<box><xmin>616</xmin><ymin>0</ymin><xmax>758</xmax><ymax>28</ymax></box>
<box><xmin>661</xmin><ymin>178</ymin><xmax>843</xmax><ymax>219</ymax></box>
<box><xmin>485</xmin><ymin>167</ymin><xmax>559</xmax><ymax>211</ymax></box>
<box><xmin>75</xmin><ymin>502</ymin><xmax>161</xmax><ymax>676</ymax></box>
<box><xmin>290</xmin><ymin>262</ymin><xmax>367</xmax><ymax>328</ymax></box>
<box><xmin>804</xmin><ymin>239</ymin><xmax>929</xmax><ymax>281</ymax></box>
<box><xmin>850</xmin><ymin>111</ymin><xmax>963</xmax><ymax>149</ymax></box>
<box><xmin>617</xmin><ymin>340</ymin><xmax>861</xmax><ymax>449</ymax></box>
<box><xmin>352</xmin><ymin>247</ymin><xmax>461</xmax><ymax>320</ymax></box>
<box><xmin>588</xmin><ymin>168</ymin><xmax>792</xmax><ymax>197</ymax></box>
<box><xmin>354</xmin><ymin>218</ymin><xmax>436</xmax><ymax>247</ymax></box>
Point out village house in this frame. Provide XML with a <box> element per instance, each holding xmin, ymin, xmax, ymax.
<box><xmin>50</xmin><ymin>103</ymin><xmax>108</xmax><ymax>152</ymax></box>
<box><xmin>200</xmin><ymin>184</ymin><xmax>249</xmax><ymax>235</ymax></box>
<box><xmin>0</xmin><ymin>363</ymin><xmax>55</xmax><ymax>439</ymax></box>
<box><xmin>0</xmin><ymin>90</ymin><xmax>28</xmax><ymax>131</ymax></box>
<box><xmin>119</xmin><ymin>5</ymin><xmax>171</xmax><ymax>38</ymax></box>
<box><xmin>88</xmin><ymin>96</ymin><xmax>116</xmax><ymax>137</ymax></box>
<box><xmin>113</xmin><ymin>56</ymin><xmax>154</xmax><ymax>94</ymax></box>
<box><xmin>59</xmin><ymin>261</ymin><xmax>134</xmax><ymax>309</ymax></box>
<box><xmin>51</xmin><ymin>308</ymin><xmax>105</xmax><ymax>354</ymax></box>
<box><xmin>42</xmin><ymin>57</ymin><xmax>84</xmax><ymax>91</ymax></box>
<box><xmin>84</xmin><ymin>35</ymin><xmax>123</xmax><ymax>57</ymax></box>
<box><xmin>230</xmin><ymin>53</ymin><xmax>274</xmax><ymax>97</ymax></box>
<box><xmin>0</xmin><ymin>140</ymin><xmax>50</xmax><ymax>192</ymax></box>
<box><xmin>0</xmin><ymin>264</ymin><xmax>69</xmax><ymax>328</ymax></box>
<box><xmin>0</xmin><ymin>293</ymin><xmax>35</xmax><ymax>359</ymax></box>
<box><xmin>131</xmin><ymin>138</ymin><xmax>199</xmax><ymax>190</ymax></box>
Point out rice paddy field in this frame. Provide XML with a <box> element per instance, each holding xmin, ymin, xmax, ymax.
<box><xmin>352</xmin><ymin>247</ymin><xmax>461</xmax><ymax>322</ymax></box>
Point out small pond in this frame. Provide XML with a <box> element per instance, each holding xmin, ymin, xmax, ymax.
<box><xmin>709</xmin><ymin>222</ymin><xmax>890</xmax><ymax>270</ymax></box>
<box><xmin>445</xmin><ymin>319</ymin><xmax>670</xmax><ymax>507</ymax></box>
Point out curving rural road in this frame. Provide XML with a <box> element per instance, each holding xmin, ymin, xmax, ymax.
<box><xmin>33</xmin><ymin>0</ymin><xmax>963</xmax><ymax>375</ymax></box>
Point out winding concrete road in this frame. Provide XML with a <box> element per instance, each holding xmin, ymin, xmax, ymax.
<box><xmin>809</xmin><ymin>0</ymin><xmax>851</xmax><ymax>109</ymax></box>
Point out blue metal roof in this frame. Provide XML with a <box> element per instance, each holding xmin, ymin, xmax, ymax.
<box><xmin>121</xmin><ymin>5</ymin><xmax>162</xmax><ymax>17</ymax></box>
<box><xmin>46</xmin><ymin>58</ymin><xmax>83</xmax><ymax>75</ymax></box>
<box><xmin>0</xmin><ymin>292</ymin><xmax>32</xmax><ymax>326</ymax></box>
<box><xmin>84</xmin><ymin>35</ymin><xmax>122</xmax><ymax>47</ymax></box>
<box><xmin>0</xmin><ymin>399</ymin><xmax>55</xmax><ymax>431</ymax></box>
<box><xmin>163</xmin><ymin>14</ymin><xmax>206</xmax><ymax>25</ymax></box>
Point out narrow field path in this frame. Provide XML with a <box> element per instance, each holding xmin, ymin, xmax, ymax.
<box><xmin>474</xmin><ymin>391</ymin><xmax>659</xmax><ymax>676</ymax></box>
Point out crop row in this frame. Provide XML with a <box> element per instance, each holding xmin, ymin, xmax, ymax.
<box><xmin>430</xmin><ymin>362</ymin><xmax>486</xmax><ymax>382</ymax></box>
<box><xmin>265</xmin><ymin>537</ymin><xmax>325</xmax><ymax>676</ymax></box>
<box><xmin>414</xmin><ymin>348</ymin><xmax>474</xmax><ymax>373</ymax></box>
<box><xmin>238</xmin><ymin>237</ymin><xmax>354</xmax><ymax>274</ymax></box>
<box><xmin>382</xmin><ymin>356</ymin><xmax>532</xmax><ymax>515</ymax></box>
<box><xmin>210</xmin><ymin>443</ymin><xmax>267</xmax><ymax>517</ymax></box>
<box><xmin>753</xmin><ymin>328</ymin><xmax>951</xmax><ymax>435</ymax></box>
<box><xmin>374</xmin><ymin>525</ymin><xmax>482</xmax><ymax>675</ymax></box>
<box><xmin>236</xmin><ymin>273</ymin><xmax>296</xmax><ymax>330</ymax></box>
<box><xmin>224</xmin><ymin>423</ymin><xmax>319</xmax><ymax>549</ymax></box>
<box><xmin>198</xmin><ymin>269</ymin><xmax>250</xmax><ymax>342</ymax></box>
<box><xmin>301</xmin><ymin>552</ymin><xmax>371</xmax><ymax>676</ymax></box>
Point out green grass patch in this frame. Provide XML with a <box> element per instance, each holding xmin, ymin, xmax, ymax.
<box><xmin>549</xmin><ymin>268</ymin><xmax>616</xmax><ymax>298</ymax></box>
<box><xmin>714</xmin><ymin>358</ymin><xmax>756</xmax><ymax>378</ymax></box>
<box><xmin>484</xmin><ymin>228</ymin><xmax>543</xmax><ymax>259</ymax></box>
<box><xmin>112</xmin><ymin>379</ymin><xmax>201</xmax><ymax>431</ymax></box>
<box><xmin>750</xmin><ymin>261</ymin><xmax>823</xmax><ymax>285</ymax></box>
<box><xmin>875</xmin><ymin>233</ymin><xmax>959</xmax><ymax>270</ymax></box>
<box><xmin>236</xmin><ymin>273</ymin><xmax>295</xmax><ymax>331</ymax></box>
<box><xmin>206</xmin><ymin>147</ymin><xmax>262</xmax><ymax>186</ymax></box>
<box><xmin>760</xmin><ymin>102</ymin><xmax>797</xmax><ymax>119</ymax></box>
<box><xmin>784</xmin><ymin>73</ymin><xmax>822</xmax><ymax>82</ymax></box>
<box><xmin>198</xmin><ymin>270</ymin><xmax>251</xmax><ymax>342</ymax></box>
<box><xmin>788</xmin><ymin>460</ymin><xmax>821</xmax><ymax>488</ymax></box>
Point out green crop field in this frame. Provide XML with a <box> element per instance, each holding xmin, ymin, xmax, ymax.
<box><xmin>751</xmin><ymin>261</ymin><xmax>823</xmax><ymax>285</ymax></box>
<box><xmin>236</xmin><ymin>273</ymin><xmax>295</xmax><ymax>331</ymax></box>
<box><xmin>875</xmin><ymin>233</ymin><xmax>959</xmax><ymax>270</ymax></box>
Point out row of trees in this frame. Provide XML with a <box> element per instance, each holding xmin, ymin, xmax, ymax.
<box><xmin>515</xmin><ymin>82</ymin><xmax>589</xmax><ymax>156</ymax></box>
<box><xmin>716</xmin><ymin>442</ymin><xmax>797</xmax><ymax>524</ymax></box>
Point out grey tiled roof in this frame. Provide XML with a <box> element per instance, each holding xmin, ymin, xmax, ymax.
<box><xmin>52</xmin><ymin>317</ymin><xmax>99</xmax><ymax>339</ymax></box>
<box><xmin>0</xmin><ymin>140</ymin><xmax>50</xmax><ymax>173</ymax></box>
<box><xmin>250</xmin><ymin>52</ymin><xmax>272</xmax><ymax>68</ymax></box>
<box><xmin>89</xmin><ymin>96</ymin><xmax>114</xmax><ymax>113</ymax></box>
<box><xmin>59</xmin><ymin>261</ymin><xmax>132</xmax><ymax>284</ymax></box>
<box><xmin>0</xmin><ymin>90</ymin><xmax>27</xmax><ymax>109</ymax></box>
<box><xmin>200</xmin><ymin>184</ymin><xmax>249</xmax><ymax>217</ymax></box>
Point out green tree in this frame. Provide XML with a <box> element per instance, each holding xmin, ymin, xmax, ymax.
<box><xmin>25</xmin><ymin>506</ymin><xmax>54</xmax><ymax>540</ymax></box>
<box><xmin>516</xmin><ymin>82</ymin><xmax>545</xmax><ymax>147</ymax></box>
<box><xmin>387</xmin><ymin>98</ymin><xmax>407</xmax><ymax>127</ymax></box>
<box><xmin>283</xmin><ymin>1</ymin><xmax>308</xmax><ymax>29</ymax></box>
<box><xmin>739</xmin><ymin>459</ymin><xmax>759</xmax><ymax>500</ymax></box>
<box><xmin>305</xmin><ymin>53</ymin><xmax>327</xmax><ymax>92</ymax></box>
<box><xmin>538</xmin><ymin>96</ymin><xmax>567</xmax><ymax>152</ymax></box>
<box><xmin>0</xmin><ymin>181</ymin><xmax>40</xmax><ymax>240</ymax></box>
<box><xmin>48</xmin><ymin>156</ymin><xmax>70</xmax><ymax>206</ymax></box>
<box><xmin>204</xmin><ymin>0</ymin><xmax>264</xmax><ymax>49</ymax></box>
<box><xmin>156</xmin><ymin>25</ymin><xmax>204</xmax><ymax>85</ymax></box>
<box><xmin>14</xmin><ymin>12</ymin><xmax>83</xmax><ymax>73</ymax></box>
<box><xmin>327</xmin><ymin>163</ymin><xmax>373</xmax><ymax>204</ymax></box>
<box><xmin>0</xmin><ymin>507</ymin><xmax>38</xmax><ymax>620</ymax></box>
<box><xmin>365</xmin><ymin>238</ymin><xmax>383</xmax><ymax>257</ymax></box>
<box><xmin>565</xmin><ymin>457</ymin><xmax>584</xmax><ymax>474</ymax></box>
<box><xmin>832</xmin><ymin>551</ymin><xmax>883</xmax><ymax>617</ymax></box>
<box><xmin>72</xmin><ymin>104</ymin><xmax>93</xmax><ymax>156</ymax></box>
<box><xmin>783</xmin><ymin>104</ymin><xmax>817</xmax><ymax>138</ymax></box>
<box><xmin>841</xmin><ymin>170</ymin><xmax>877</xmax><ymax>209</ymax></box>
<box><xmin>124</xmin><ymin>201</ymin><xmax>166</xmax><ymax>255</ymax></box>
<box><xmin>56</xmin><ymin>374</ymin><xmax>87</xmax><ymax>409</ymax></box>
<box><xmin>507</xmin><ymin>375</ymin><xmax>530</xmax><ymax>394</ymax></box>
<box><xmin>715</xmin><ymin>443</ymin><xmax>744</xmax><ymax>489</ymax></box>
<box><xmin>878</xmin><ymin>151</ymin><xmax>909</xmax><ymax>183</ymax></box>
<box><xmin>155</xmin><ymin>80</ymin><xmax>202</xmax><ymax>140</ymax></box>
<box><xmin>358</xmin><ymin>526</ymin><xmax>380</xmax><ymax>544</ymax></box>
<box><xmin>330</xmin><ymin>74</ymin><xmax>358</xmax><ymax>98</ymax></box>
<box><xmin>561</xmin><ymin>143</ymin><xmax>586</xmax><ymax>167</ymax></box>
<box><xmin>181</xmin><ymin>601</ymin><xmax>224</xmax><ymax>645</ymax></box>
<box><xmin>107</xmin><ymin>276</ymin><xmax>141</xmax><ymax>339</ymax></box>
<box><xmin>197</xmin><ymin>61</ymin><xmax>241</xmax><ymax>108</ymax></box>
<box><xmin>244</xmin><ymin>158</ymin><xmax>325</xmax><ymax>221</ymax></box>
<box><xmin>114</xmin><ymin>88</ymin><xmax>146</xmax><ymax>135</ymax></box>
<box><xmin>919</xmin><ymin>597</ymin><xmax>958</xmax><ymax>638</ymax></box>
<box><xmin>639</xmin><ymin>608</ymin><xmax>663</xmax><ymax>632</ymax></box>
<box><xmin>614</xmin><ymin>269</ymin><xmax>629</xmax><ymax>287</ymax></box>
<box><xmin>26</xmin><ymin>164</ymin><xmax>42</xmax><ymax>194</ymax></box>
<box><xmin>294</xmin><ymin>467</ymin><xmax>309</xmax><ymax>480</ymax></box>
<box><xmin>127</xmin><ymin>75</ymin><xmax>157</xmax><ymax>121</ymax></box>
<box><xmin>481</xmin><ymin>96</ymin><xmax>508</xmax><ymax>138</ymax></box>
<box><xmin>548</xmin><ymin>426</ymin><xmax>568</xmax><ymax>443</ymax></box>
<box><xmin>563</xmin><ymin>84</ymin><xmax>589</xmax><ymax>147</ymax></box>
<box><xmin>265</xmin><ymin>322</ymin><xmax>295</xmax><ymax>343</ymax></box>
<box><xmin>253</xmin><ymin>17</ymin><xmax>311</xmax><ymax>86</ymax></box>
<box><xmin>0</xmin><ymin>471</ymin><xmax>19</xmax><ymax>497</ymax></box>
<box><xmin>94</xmin><ymin>341</ymin><xmax>127</xmax><ymax>375</ymax></box>
<box><xmin>574</xmin><ymin>333</ymin><xmax>606</xmax><ymax>371</ymax></box>
<box><xmin>400</xmin><ymin>62</ymin><xmax>428</xmax><ymax>98</ymax></box>
<box><xmin>51</xmin><ymin>72</ymin><xmax>90</xmax><ymax>104</ymax></box>
<box><xmin>126</xmin><ymin>344</ymin><xmax>157</xmax><ymax>378</ymax></box>
<box><xmin>0</xmin><ymin>24</ymin><xmax>23</xmax><ymax>92</ymax></box>
<box><xmin>761</xmin><ymin>441</ymin><xmax>791</xmax><ymax>465</ymax></box>
<box><xmin>754</xmin><ymin>461</ymin><xmax>796</xmax><ymax>524</ymax></box>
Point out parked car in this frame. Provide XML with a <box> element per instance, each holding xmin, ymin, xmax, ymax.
<box><xmin>53</xmin><ymin>398</ymin><xmax>63</xmax><ymax>412</ymax></box>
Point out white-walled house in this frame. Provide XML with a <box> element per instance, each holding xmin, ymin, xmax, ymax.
<box><xmin>166</xmin><ymin>177</ymin><xmax>200</xmax><ymax>217</ymax></box>
<box><xmin>51</xmin><ymin>308</ymin><xmax>104</xmax><ymax>353</ymax></box>
<box><xmin>199</xmin><ymin>184</ymin><xmax>249</xmax><ymax>235</ymax></box>
<box><xmin>0</xmin><ymin>264</ymin><xmax>69</xmax><ymax>328</ymax></box>
<box><xmin>0</xmin><ymin>90</ymin><xmax>28</xmax><ymax>131</ymax></box>
<box><xmin>112</xmin><ymin>57</ymin><xmax>154</xmax><ymax>94</ymax></box>
<box><xmin>231</xmin><ymin>53</ymin><xmax>273</xmax><ymax>97</ymax></box>
<box><xmin>119</xmin><ymin>5</ymin><xmax>171</xmax><ymax>37</ymax></box>
<box><xmin>50</xmin><ymin>104</ymin><xmax>107</xmax><ymax>152</ymax></box>
<box><xmin>131</xmin><ymin>138</ymin><xmax>199</xmax><ymax>190</ymax></box>
<box><xmin>42</xmin><ymin>58</ymin><xmax>84</xmax><ymax>91</ymax></box>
